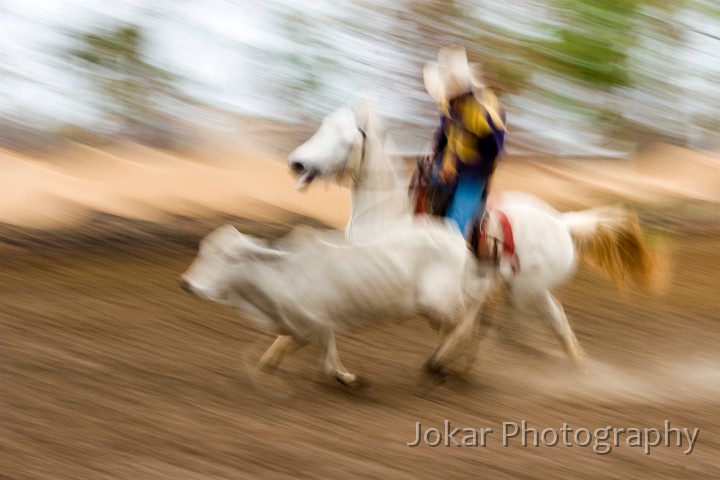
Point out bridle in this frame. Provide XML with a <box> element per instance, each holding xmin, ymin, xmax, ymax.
<box><xmin>338</xmin><ymin>126</ymin><xmax>367</xmax><ymax>184</ymax></box>
<box><xmin>340</xmin><ymin>123</ymin><xmax>403</xmax><ymax>192</ymax></box>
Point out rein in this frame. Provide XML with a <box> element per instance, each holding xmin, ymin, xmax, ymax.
<box><xmin>358</xmin><ymin>127</ymin><xmax>367</xmax><ymax>163</ymax></box>
<box><xmin>342</xmin><ymin>124</ymin><xmax>405</xmax><ymax>193</ymax></box>
<box><xmin>351</xmin><ymin>127</ymin><xmax>413</xmax><ymax>193</ymax></box>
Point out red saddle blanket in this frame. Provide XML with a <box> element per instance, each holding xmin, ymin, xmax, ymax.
<box><xmin>468</xmin><ymin>209</ymin><xmax>518</xmax><ymax>273</ymax></box>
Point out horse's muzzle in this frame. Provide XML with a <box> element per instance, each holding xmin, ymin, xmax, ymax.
<box><xmin>290</xmin><ymin>165</ymin><xmax>319</xmax><ymax>190</ymax></box>
<box><xmin>290</xmin><ymin>161</ymin><xmax>306</xmax><ymax>174</ymax></box>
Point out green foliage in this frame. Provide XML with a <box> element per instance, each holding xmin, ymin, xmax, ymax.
<box><xmin>271</xmin><ymin>9</ymin><xmax>339</xmax><ymax>118</ymax></box>
<box><xmin>73</xmin><ymin>26</ymin><xmax>142</xmax><ymax>66</ymax></box>
<box><xmin>69</xmin><ymin>23</ymin><xmax>184</xmax><ymax>146</ymax></box>
<box><xmin>541</xmin><ymin>0</ymin><xmax>641</xmax><ymax>89</ymax></box>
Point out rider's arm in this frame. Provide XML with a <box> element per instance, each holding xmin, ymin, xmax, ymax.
<box><xmin>430</xmin><ymin>116</ymin><xmax>448</xmax><ymax>160</ymax></box>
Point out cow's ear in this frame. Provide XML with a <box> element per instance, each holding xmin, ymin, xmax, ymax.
<box><xmin>225</xmin><ymin>234</ymin><xmax>287</xmax><ymax>262</ymax></box>
<box><xmin>201</xmin><ymin>224</ymin><xmax>241</xmax><ymax>252</ymax></box>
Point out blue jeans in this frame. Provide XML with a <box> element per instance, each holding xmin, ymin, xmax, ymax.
<box><xmin>446</xmin><ymin>175</ymin><xmax>486</xmax><ymax>237</ymax></box>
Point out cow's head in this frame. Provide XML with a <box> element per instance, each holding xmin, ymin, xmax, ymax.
<box><xmin>179</xmin><ymin>225</ymin><xmax>283</xmax><ymax>302</ymax></box>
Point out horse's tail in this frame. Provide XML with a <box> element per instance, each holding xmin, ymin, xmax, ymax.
<box><xmin>562</xmin><ymin>206</ymin><xmax>659</xmax><ymax>292</ymax></box>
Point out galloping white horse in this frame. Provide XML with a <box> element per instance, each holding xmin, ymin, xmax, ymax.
<box><xmin>288</xmin><ymin>103</ymin><xmax>657</xmax><ymax>366</ymax></box>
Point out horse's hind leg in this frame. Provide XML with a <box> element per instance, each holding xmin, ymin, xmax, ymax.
<box><xmin>537</xmin><ymin>290</ymin><xmax>586</xmax><ymax>366</ymax></box>
<box><xmin>256</xmin><ymin>335</ymin><xmax>306</xmax><ymax>374</ymax></box>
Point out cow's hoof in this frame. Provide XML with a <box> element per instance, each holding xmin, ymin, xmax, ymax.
<box><xmin>336</xmin><ymin>373</ymin><xmax>369</xmax><ymax>390</ymax></box>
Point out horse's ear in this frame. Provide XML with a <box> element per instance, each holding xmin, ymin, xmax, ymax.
<box><xmin>352</xmin><ymin>92</ymin><xmax>376</xmax><ymax>130</ymax></box>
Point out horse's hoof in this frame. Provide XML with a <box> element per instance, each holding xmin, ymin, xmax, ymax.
<box><xmin>571</xmin><ymin>355</ymin><xmax>588</xmax><ymax>373</ymax></box>
<box><xmin>422</xmin><ymin>361</ymin><xmax>448</xmax><ymax>385</ymax></box>
<box><xmin>567</xmin><ymin>347</ymin><xmax>588</xmax><ymax>371</ymax></box>
<box><xmin>422</xmin><ymin>358</ymin><xmax>442</xmax><ymax>375</ymax></box>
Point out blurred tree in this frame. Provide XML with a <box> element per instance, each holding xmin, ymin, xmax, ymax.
<box><xmin>544</xmin><ymin>1</ymin><xmax>639</xmax><ymax>88</ymax></box>
<box><xmin>681</xmin><ymin>0</ymin><xmax>720</xmax><ymax>149</ymax></box>
<box><xmin>528</xmin><ymin>0</ymin><xmax>642</xmax><ymax>144</ymax></box>
<box><xmin>69</xmin><ymin>24</ymin><xmax>188</xmax><ymax>147</ymax></box>
<box><xmin>269</xmin><ymin>8</ymin><xmax>340</xmax><ymax>121</ymax></box>
<box><xmin>525</xmin><ymin>0</ymin><xmax>720</xmax><ymax>150</ymax></box>
<box><xmin>345</xmin><ymin>0</ymin><xmax>719</xmax><ymax>151</ymax></box>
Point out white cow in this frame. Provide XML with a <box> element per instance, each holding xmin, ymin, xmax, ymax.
<box><xmin>180</xmin><ymin>223</ymin><xmax>489</xmax><ymax>386</ymax></box>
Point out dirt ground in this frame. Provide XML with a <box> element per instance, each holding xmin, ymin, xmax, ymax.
<box><xmin>2</xmin><ymin>231</ymin><xmax>720</xmax><ymax>479</ymax></box>
<box><xmin>2</xmin><ymin>143</ymin><xmax>720</xmax><ymax>479</ymax></box>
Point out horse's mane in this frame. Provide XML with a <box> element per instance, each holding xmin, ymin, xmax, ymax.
<box><xmin>359</xmin><ymin>103</ymin><xmax>412</xmax><ymax>187</ymax></box>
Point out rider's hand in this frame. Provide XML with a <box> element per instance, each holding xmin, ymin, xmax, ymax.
<box><xmin>440</xmin><ymin>162</ymin><xmax>457</xmax><ymax>185</ymax></box>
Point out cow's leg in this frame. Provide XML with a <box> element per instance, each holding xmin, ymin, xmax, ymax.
<box><xmin>256</xmin><ymin>335</ymin><xmax>306</xmax><ymax>374</ymax></box>
<box><xmin>318</xmin><ymin>329</ymin><xmax>358</xmax><ymax>386</ymax></box>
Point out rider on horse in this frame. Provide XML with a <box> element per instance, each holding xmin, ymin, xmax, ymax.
<box><xmin>411</xmin><ymin>45</ymin><xmax>507</xmax><ymax>238</ymax></box>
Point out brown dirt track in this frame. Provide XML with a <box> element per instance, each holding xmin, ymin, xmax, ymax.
<box><xmin>2</xmin><ymin>228</ymin><xmax>720</xmax><ymax>479</ymax></box>
<box><xmin>2</xmin><ymin>144</ymin><xmax>720</xmax><ymax>479</ymax></box>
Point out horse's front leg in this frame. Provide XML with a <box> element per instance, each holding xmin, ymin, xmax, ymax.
<box><xmin>424</xmin><ymin>300</ymin><xmax>483</xmax><ymax>379</ymax></box>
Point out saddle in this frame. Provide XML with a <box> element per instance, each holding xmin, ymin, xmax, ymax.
<box><xmin>467</xmin><ymin>208</ymin><xmax>518</xmax><ymax>274</ymax></box>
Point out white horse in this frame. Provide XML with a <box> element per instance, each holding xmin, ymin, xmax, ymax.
<box><xmin>288</xmin><ymin>103</ymin><xmax>657</xmax><ymax>366</ymax></box>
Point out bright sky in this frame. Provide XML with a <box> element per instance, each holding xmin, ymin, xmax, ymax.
<box><xmin>3</xmin><ymin>0</ymin><xmax>719</xmax><ymax>153</ymax></box>
<box><xmin>3</xmin><ymin>0</ymin><xmax>293</xmax><ymax>122</ymax></box>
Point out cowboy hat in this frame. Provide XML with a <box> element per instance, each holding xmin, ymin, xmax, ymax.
<box><xmin>424</xmin><ymin>45</ymin><xmax>506</xmax><ymax>130</ymax></box>
<box><xmin>423</xmin><ymin>44</ymin><xmax>485</xmax><ymax>103</ymax></box>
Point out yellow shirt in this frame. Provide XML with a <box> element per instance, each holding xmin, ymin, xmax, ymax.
<box><xmin>438</xmin><ymin>88</ymin><xmax>505</xmax><ymax>179</ymax></box>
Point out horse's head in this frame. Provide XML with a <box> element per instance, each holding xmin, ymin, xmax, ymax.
<box><xmin>288</xmin><ymin>104</ymin><xmax>369</xmax><ymax>190</ymax></box>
